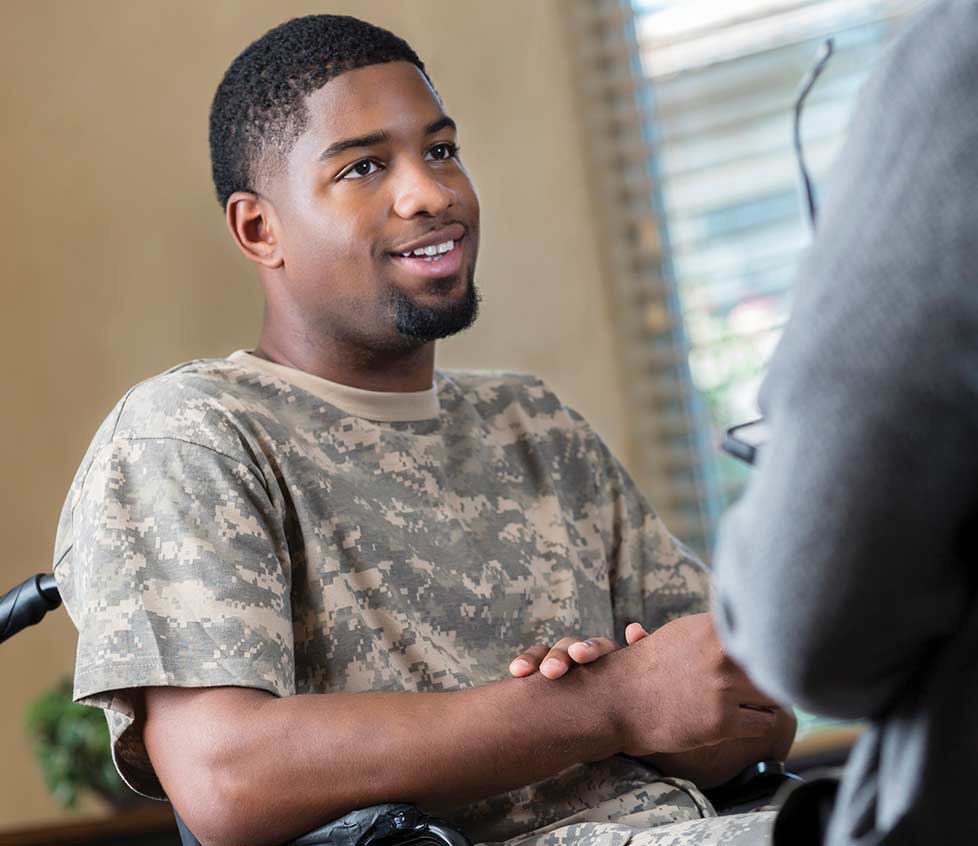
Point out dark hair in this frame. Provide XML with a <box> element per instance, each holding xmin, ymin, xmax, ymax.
<box><xmin>209</xmin><ymin>15</ymin><xmax>428</xmax><ymax>208</ymax></box>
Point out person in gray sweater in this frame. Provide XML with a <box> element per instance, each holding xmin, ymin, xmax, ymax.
<box><xmin>712</xmin><ymin>1</ymin><xmax>978</xmax><ymax>844</ymax></box>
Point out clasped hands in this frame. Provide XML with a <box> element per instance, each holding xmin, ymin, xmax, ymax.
<box><xmin>508</xmin><ymin>612</ymin><xmax>795</xmax><ymax>788</ymax></box>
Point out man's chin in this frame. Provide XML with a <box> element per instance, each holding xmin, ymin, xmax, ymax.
<box><xmin>389</xmin><ymin>274</ymin><xmax>481</xmax><ymax>343</ymax></box>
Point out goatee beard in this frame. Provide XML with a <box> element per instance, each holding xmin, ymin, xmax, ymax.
<box><xmin>390</xmin><ymin>272</ymin><xmax>481</xmax><ymax>343</ymax></box>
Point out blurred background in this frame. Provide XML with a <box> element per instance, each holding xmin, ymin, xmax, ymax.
<box><xmin>0</xmin><ymin>0</ymin><xmax>921</xmax><ymax>836</ymax></box>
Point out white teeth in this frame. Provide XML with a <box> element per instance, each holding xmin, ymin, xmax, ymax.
<box><xmin>400</xmin><ymin>239</ymin><xmax>457</xmax><ymax>259</ymax></box>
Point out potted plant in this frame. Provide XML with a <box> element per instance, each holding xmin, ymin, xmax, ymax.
<box><xmin>26</xmin><ymin>676</ymin><xmax>140</xmax><ymax>810</ymax></box>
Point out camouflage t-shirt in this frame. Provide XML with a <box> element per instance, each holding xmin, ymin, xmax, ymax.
<box><xmin>53</xmin><ymin>351</ymin><xmax>712</xmax><ymax>842</ymax></box>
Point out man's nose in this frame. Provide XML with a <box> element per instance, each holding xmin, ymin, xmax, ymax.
<box><xmin>391</xmin><ymin>162</ymin><xmax>454</xmax><ymax>219</ymax></box>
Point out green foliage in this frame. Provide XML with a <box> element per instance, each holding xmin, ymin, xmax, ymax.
<box><xmin>25</xmin><ymin>677</ymin><xmax>128</xmax><ymax>810</ymax></box>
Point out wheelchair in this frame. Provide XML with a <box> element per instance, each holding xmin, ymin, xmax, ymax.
<box><xmin>3</xmin><ymin>572</ymin><xmax>799</xmax><ymax>846</ymax></box>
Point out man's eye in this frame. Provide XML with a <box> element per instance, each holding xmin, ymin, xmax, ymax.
<box><xmin>341</xmin><ymin>160</ymin><xmax>381</xmax><ymax>180</ymax></box>
<box><xmin>427</xmin><ymin>143</ymin><xmax>459</xmax><ymax>162</ymax></box>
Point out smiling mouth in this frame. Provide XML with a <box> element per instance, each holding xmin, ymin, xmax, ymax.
<box><xmin>389</xmin><ymin>236</ymin><xmax>464</xmax><ymax>279</ymax></box>
<box><xmin>397</xmin><ymin>237</ymin><xmax>459</xmax><ymax>262</ymax></box>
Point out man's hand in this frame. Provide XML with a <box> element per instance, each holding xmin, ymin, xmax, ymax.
<box><xmin>509</xmin><ymin>623</ymin><xmax>648</xmax><ymax>679</ymax></box>
<box><xmin>510</xmin><ymin>613</ymin><xmax>792</xmax><ymax>763</ymax></box>
<box><xmin>641</xmin><ymin>707</ymin><xmax>797</xmax><ymax>789</ymax></box>
<box><xmin>144</xmin><ymin>613</ymin><xmax>790</xmax><ymax>844</ymax></box>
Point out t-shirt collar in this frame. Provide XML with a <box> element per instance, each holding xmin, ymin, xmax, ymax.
<box><xmin>228</xmin><ymin>350</ymin><xmax>440</xmax><ymax>422</ymax></box>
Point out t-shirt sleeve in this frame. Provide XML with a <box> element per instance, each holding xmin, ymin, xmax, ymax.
<box><xmin>53</xmin><ymin>436</ymin><xmax>295</xmax><ymax>799</ymax></box>
<box><xmin>571</xmin><ymin>411</ymin><xmax>710</xmax><ymax>638</ymax></box>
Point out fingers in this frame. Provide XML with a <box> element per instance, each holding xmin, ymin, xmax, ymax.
<box><xmin>739</xmin><ymin>695</ymin><xmax>781</xmax><ymax>713</ymax></box>
<box><xmin>510</xmin><ymin>638</ymin><xmax>578</xmax><ymax>679</ymax></box>
<box><xmin>509</xmin><ymin>644</ymin><xmax>551</xmax><ymax>677</ymax></box>
<box><xmin>566</xmin><ymin>637</ymin><xmax>619</xmax><ymax>665</ymax></box>
<box><xmin>624</xmin><ymin>622</ymin><xmax>649</xmax><ymax>645</ymax></box>
<box><xmin>538</xmin><ymin>637</ymin><xmax>580</xmax><ymax>679</ymax></box>
<box><xmin>726</xmin><ymin>674</ymin><xmax>781</xmax><ymax>711</ymax></box>
<box><xmin>509</xmin><ymin>636</ymin><xmax>621</xmax><ymax>679</ymax></box>
<box><xmin>723</xmin><ymin>657</ymin><xmax>783</xmax><ymax>711</ymax></box>
<box><xmin>732</xmin><ymin>703</ymin><xmax>778</xmax><ymax>739</ymax></box>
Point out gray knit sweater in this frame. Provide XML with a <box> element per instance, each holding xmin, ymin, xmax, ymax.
<box><xmin>713</xmin><ymin>2</ymin><xmax>978</xmax><ymax>843</ymax></box>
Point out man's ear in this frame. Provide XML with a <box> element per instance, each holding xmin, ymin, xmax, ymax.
<box><xmin>226</xmin><ymin>191</ymin><xmax>284</xmax><ymax>269</ymax></box>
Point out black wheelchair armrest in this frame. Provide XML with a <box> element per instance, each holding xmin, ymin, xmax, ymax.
<box><xmin>702</xmin><ymin>759</ymin><xmax>803</xmax><ymax>815</ymax></box>
<box><xmin>287</xmin><ymin>803</ymin><xmax>470</xmax><ymax>846</ymax></box>
<box><xmin>174</xmin><ymin>802</ymin><xmax>471</xmax><ymax>846</ymax></box>
<box><xmin>173</xmin><ymin>763</ymin><xmax>800</xmax><ymax>843</ymax></box>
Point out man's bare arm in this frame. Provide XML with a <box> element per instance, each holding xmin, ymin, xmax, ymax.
<box><xmin>144</xmin><ymin>671</ymin><xmax>613</xmax><ymax>846</ymax></box>
<box><xmin>144</xmin><ymin>617</ymin><xmax>777</xmax><ymax>846</ymax></box>
<box><xmin>509</xmin><ymin>613</ymin><xmax>797</xmax><ymax>789</ymax></box>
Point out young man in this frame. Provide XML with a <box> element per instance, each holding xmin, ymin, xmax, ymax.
<box><xmin>54</xmin><ymin>16</ymin><xmax>792</xmax><ymax>846</ymax></box>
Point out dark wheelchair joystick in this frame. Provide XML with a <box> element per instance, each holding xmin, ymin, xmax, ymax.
<box><xmin>0</xmin><ymin>572</ymin><xmax>62</xmax><ymax>646</ymax></box>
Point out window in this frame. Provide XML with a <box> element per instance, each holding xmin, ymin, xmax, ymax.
<box><xmin>635</xmin><ymin>0</ymin><xmax>924</xmax><ymax>523</ymax></box>
<box><xmin>566</xmin><ymin>1</ymin><xmax>923</xmax><ymax>556</ymax></box>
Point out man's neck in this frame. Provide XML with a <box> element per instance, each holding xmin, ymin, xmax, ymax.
<box><xmin>252</xmin><ymin>331</ymin><xmax>436</xmax><ymax>393</ymax></box>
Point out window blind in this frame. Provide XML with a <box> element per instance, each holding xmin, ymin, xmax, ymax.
<box><xmin>566</xmin><ymin>0</ymin><xmax>922</xmax><ymax>555</ymax></box>
<box><xmin>565</xmin><ymin>2</ymin><xmax>718</xmax><ymax>557</ymax></box>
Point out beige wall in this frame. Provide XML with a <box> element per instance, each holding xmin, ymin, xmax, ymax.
<box><xmin>0</xmin><ymin>0</ymin><xmax>626</xmax><ymax>829</ymax></box>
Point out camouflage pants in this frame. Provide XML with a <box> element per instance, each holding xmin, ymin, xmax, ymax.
<box><xmin>503</xmin><ymin>811</ymin><xmax>775</xmax><ymax>846</ymax></box>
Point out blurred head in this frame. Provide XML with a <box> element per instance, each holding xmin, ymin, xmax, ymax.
<box><xmin>211</xmin><ymin>15</ymin><xmax>480</xmax><ymax>354</ymax></box>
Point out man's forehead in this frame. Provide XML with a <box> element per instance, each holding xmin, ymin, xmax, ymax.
<box><xmin>302</xmin><ymin>61</ymin><xmax>446</xmax><ymax>143</ymax></box>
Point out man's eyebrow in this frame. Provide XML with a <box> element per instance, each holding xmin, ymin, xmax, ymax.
<box><xmin>316</xmin><ymin>117</ymin><xmax>457</xmax><ymax>163</ymax></box>
<box><xmin>425</xmin><ymin>116</ymin><xmax>457</xmax><ymax>136</ymax></box>
<box><xmin>318</xmin><ymin>131</ymin><xmax>390</xmax><ymax>163</ymax></box>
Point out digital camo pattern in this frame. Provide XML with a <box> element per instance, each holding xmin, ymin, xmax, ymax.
<box><xmin>510</xmin><ymin>810</ymin><xmax>775</xmax><ymax>846</ymax></box>
<box><xmin>53</xmin><ymin>355</ymin><xmax>716</xmax><ymax>842</ymax></box>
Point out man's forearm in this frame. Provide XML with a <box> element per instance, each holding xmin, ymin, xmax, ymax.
<box><xmin>145</xmin><ymin>668</ymin><xmax>619</xmax><ymax>846</ymax></box>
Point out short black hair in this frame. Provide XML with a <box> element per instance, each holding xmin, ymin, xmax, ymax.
<box><xmin>209</xmin><ymin>15</ymin><xmax>429</xmax><ymax>208</ymax></box>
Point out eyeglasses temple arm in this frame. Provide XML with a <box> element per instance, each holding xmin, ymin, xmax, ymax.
<box><xmin>793</xmin><ymin>38</ymin><xmax>835</xmax><ymax>232</ymax></box>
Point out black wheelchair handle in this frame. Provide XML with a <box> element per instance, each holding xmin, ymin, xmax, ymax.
<box><xmin>0</xmin><ymin>573</ymin><xmax>61</xmax><ymax>646</ymax></box>
<box><xmin>175</xmin><ymin>803</ymin><xmax>471</xmax><ymax>846</ymax></box>
<box><xmin>703</xmin><ymin>758</ymin><xmax>803</xmax><ymax>813</ymax></box>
